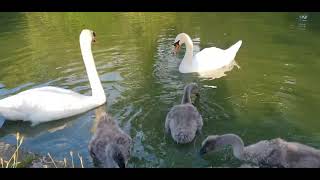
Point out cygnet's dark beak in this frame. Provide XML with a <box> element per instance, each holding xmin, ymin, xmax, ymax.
<box><xmin>199</xmin><ymin>147</ymin><xmax>207</xmax><ymax>156</ymax></box>
<box><xmin>0</xmin><ymin>116</ymin><xmax>5</xmax><ymax>128</ymax></box>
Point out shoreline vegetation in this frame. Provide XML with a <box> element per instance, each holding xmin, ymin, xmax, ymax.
<box><xmin>0</xmin><ymin>133</ymin><xmax>84</xmax><ymax>168</ymax></box>
<box><xmin>0</xmin><ymin>133</ymin><xmax>261</xmax><ymax>168</ymax></box>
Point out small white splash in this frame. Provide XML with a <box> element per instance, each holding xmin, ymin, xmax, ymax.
<box><xmin>48</xmin><ymin>124</ymin><xmax>67</xmax><ymax>133</ymax></box>
<box><xmin>203</xmin><ymin>85</ymin><xmax>217</xmax><ymax>89</ymax></box>
<box><xmin>192</xmin><ymin>37</ymin><xmax>200</xmax><ymax>42</ymax></box>
<box><xmin>298</xmin><ymin>15</ymin><xmax>308</xmax><ymax>21</ymax></box>
<box><xmin>284</xmin><ymin>79</ymin><xmax>296</xmax><ymax>85</ymax></box>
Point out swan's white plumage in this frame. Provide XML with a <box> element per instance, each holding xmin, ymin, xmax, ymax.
<box><xmin>0</xmin><ymin>29</ymin><xmax>106</xmax><ymax>126</ymax></box>
<box><xmin>174</xmin><ymin>33</ymin><xmax>242</xmax><ymax>73</ymax></box>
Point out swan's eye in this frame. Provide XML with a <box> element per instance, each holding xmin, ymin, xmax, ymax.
<box><xmin>173</xmin><ymin>40</ymin><xmax>180</xmax><ymax>47</ymax></box>
<box><xmin>93</xmin><ymin>31</ymin><xmax>96</xmax><ymax>37</ymax></box>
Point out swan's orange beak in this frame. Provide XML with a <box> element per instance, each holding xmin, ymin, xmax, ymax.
<box><xmin>172</xmin><ymin>41</ymin><xmax>180</xmax><ymax>55</ymax></box>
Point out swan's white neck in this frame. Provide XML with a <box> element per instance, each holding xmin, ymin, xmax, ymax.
<box><xmin>180</xmin><ymin>34</ymin><xmax>194</xmax><ymax>66</ymax></box>
<box><xmin>80</xmin><ymin>38</ymin><xmax>106</xmax><ymax>103</ymax></box>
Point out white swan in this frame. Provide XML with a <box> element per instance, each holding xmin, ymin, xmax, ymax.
<box><xmin>0</xmin><ymin>29</ymin><xmax>106</xmax><ymax>126</ymax></box>
<box><xmin>172</xmin><ymin>33</ymin><xmax>242</xmax><ymax>73</ymax></box>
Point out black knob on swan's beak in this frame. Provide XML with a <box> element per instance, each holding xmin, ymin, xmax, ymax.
<box><xmin>172</xmin><ymin>40</ymin><xmax>180</xmax><ymax>47</ymax></box>
<box><xmin>172</xmin><ymin>40</ymin><xmax>181</xmax><ymax>55</ymax></box>
<box><xmin>92</xmin><ymin>31</ymin><xmax>96</xmax><ymax>43</ymax></box>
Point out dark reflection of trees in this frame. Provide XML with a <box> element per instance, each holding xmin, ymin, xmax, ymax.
<box><xmin>0</xmin><ymin>13</ymin><xmax>30</xmax><ymax>87</ymax></box>
<box><xmin>0</xmin><ymin>13</ymin><xmax>119</xmax><ymax>88</ymax></box>
<box><xmin>0</xmin><ymin>13</ymin><xmax>24</xmax><ymax>32</ymax></box>
<box><xmin>308</xmin><ymin>13</ymin><xmax>320</xmax><ymax>31</ymax></box>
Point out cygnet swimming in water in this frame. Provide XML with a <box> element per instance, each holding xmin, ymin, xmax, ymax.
<box><xmin>200</xmin><ymin>133</ymin><xmax>320</xmax><ymax>168</ymax></box>
<box><xmin>165</xmin><ymin>83</ymin><xmax>203</xmax><ymax>144</ymax></box>
<box><xmin>89</xmin><ymin>106</ymin><xmax>132</xmax><ymax>168</ymax></box>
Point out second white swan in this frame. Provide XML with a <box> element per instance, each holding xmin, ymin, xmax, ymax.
<box><xmin>172</xmin><ymin>33</ymin><xmax>242</xmax><ymax>73</ymax></box>
<box><xmin>0</xmin><ymin>29</ymin><xmax>106</xmax><ymax>126</ymax></box>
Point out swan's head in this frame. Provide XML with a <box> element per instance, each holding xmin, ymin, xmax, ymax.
<box><xmin>172</xmin><ymin>33</ymin><xmax>190</xmax><ymax>55</ymax></box>
<box><xmin>91</xmin><ymin>144</ymin><xmax>126</xmax><ymax>168</ymax></box>
<box><xmin>80</xmin><ymin>29</ymin><xmax>97</xmax><ymax>44</ymax></box>
<box><xmin>103</xmin><ymin>144</ymin><xmax>126</xmax><ymax>168</ymax></box>
<box><xmin>185</xmin><ymin>82</ymin><xmax>200</xmax><ymax>96</ymax></box>
<box><xmin>200</xmin><ymin>134</ymin><xmax>243</xmax><ymax>156</ymax></box>
<box><xmin>200</xmin><ymin>135</ymin><xmax>220</xmax><ymax>156</ymax></box>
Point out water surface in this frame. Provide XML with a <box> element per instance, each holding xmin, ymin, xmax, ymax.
<box><xmin>0</xmin><ymin>12</ymin><xmax>320</xmax><ymax>167</ymax></box>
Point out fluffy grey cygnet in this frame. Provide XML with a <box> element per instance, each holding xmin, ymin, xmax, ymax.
<box><xmin>89</xmin><ymin>106</ymin><xmax>132</xmax><ymax>168</ymax></box>
<box><xmin>200</xmin><ymin>133</ymin><xmax>320</xmax><ymax>168</ymax></box>
<box><xmin>165</xmin><ymin>83</ymin><xmax>203</xmax><ymax>144</ymax></box>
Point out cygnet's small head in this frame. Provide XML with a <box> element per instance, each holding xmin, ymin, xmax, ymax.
<box><xmin>172</xmin><ymin>33</ymin><xmax>189</xmax><ymax>55</ymax></box>
<box><xmin>80</xmin><ymin>29</ymin><xmax>97</xmax><ymax>44</ymax></box>
<box><xmin>186</xmin><ymin>82</ymin><xmax>200</xmax><ymax>96</ymax></box>
<box><xmin>91</xmin><ymin>144</ymin><xmax>126</xmax><ymax>168</ymax></box>
<box><xmin>199</xmin><ymin>135</ymin><xmax>220</xmax><ymax>156</ymax></box>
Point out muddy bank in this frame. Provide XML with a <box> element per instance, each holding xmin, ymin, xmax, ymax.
<box><xmin>0</xmin><ymin>141</ymin><xmax>68</xmax><ymax>168</ymax></box>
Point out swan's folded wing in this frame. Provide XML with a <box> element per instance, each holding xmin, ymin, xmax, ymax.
<box><xmin>25</xmin><ymin>88</ymin><xmax>89</xmax><ymax>109</ymax></box>
<box><xmin>195</xmin><ymin>47</ymin><xmax>225</xmax><ymax>61</ymax></box>
<box><xmin>194</xmin><ymin>47</ymin><xmax>231</xmax><ymax>70</ymax></box>
<box><xmin>23</xmin><ymin>86</ymin><xmax>82</xmax><ymax>96</ymax></box>
<box><xmin>0</xmin><ymin>86</ymin><xmax>95</xmax><ymax>122</ymax></box>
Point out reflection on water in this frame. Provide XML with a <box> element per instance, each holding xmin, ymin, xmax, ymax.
<box><xmin>0</xmin><ymin>12</ymin><xmax>320</xmax><ymax>167</ymax></box>
<box><xmin>0</xmin><ymin>118</ymin><xmax>71</xmax><ymax>138</ymax></box>
<box><xmin>197</xmin><ymin>60</ymin><xmax>240</xmax><ymax>80</ymax></box>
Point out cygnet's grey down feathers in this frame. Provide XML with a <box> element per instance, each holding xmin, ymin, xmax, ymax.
<box><xmin>89</xmin><ymin>110</ymin><xmax>132</xmax><ymax>168</ymax></box>
<box><xmin>165</xmin><ymin>83</ymin><xmax>203</xmax><ymax>144</ymax></box>
<box><xmin>200</xmin><ymin>134</ymin><xmax>320</xmax><ymax>168</ymax></box>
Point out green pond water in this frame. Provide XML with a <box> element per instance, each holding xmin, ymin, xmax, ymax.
<box><xmin>0</xmin><ymin>12</ymin><xmax>320</xmax><ymax>167</ymax></box>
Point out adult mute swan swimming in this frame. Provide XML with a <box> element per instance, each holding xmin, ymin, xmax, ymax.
<box><xmin>172</xmin><ymin>33</ymin><xmax>242</xmax><ymax>73</ymax></box>
<box><xmin>0</xmin><ymin>29</ymin><xmax>106</xmax><ymax>126</ymax></box>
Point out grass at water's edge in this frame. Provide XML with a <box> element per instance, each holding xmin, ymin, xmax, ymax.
<box><xmin>1</xmin><ymin>132</ymin><xmax>24</xmax><ymax>168</ymax></box>
<box><xmin>0</xmin><ymin>132</ymin><xmax>84</xmax><ymax>168</ymax></box>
